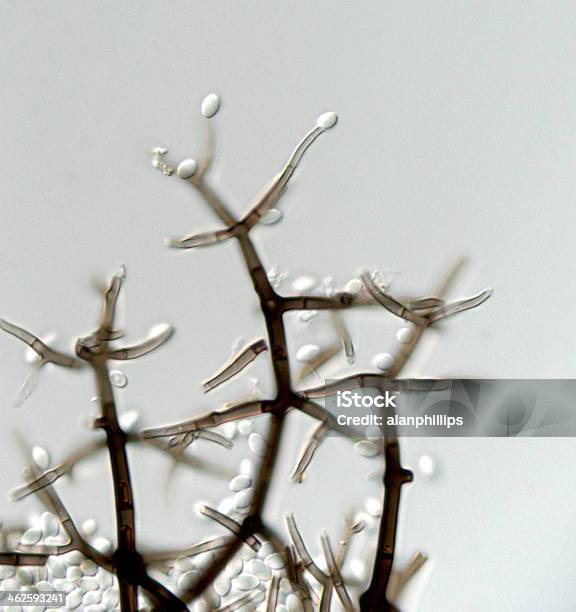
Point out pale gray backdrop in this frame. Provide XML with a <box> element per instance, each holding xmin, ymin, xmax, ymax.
<box><xmin>1</xmin><ymin>3</ymin><xmax>576</xmax><ymax>611</ymax></box>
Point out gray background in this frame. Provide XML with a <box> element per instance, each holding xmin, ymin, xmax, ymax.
<box><xmin>1</xmin><ymin>2</ymin><xmax>576</xmax><ymax>610</ymax></box>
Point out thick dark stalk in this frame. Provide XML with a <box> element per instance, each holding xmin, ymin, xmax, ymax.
<box><xmin>360</xmin><ymin>260</ymin><xmax>464</xmax><ymax>611</ymax></box>
<box><xmin>181</xmin><ymin>225</ymin><xmax>292</xmax><ymax>603</ymax></box>
<box><xmin>90</xmin><ymin>356</ymin><xmax>188</xmax><ymax>611</ymax></box>
<box><xmin>92</xmin><ymin>357</ymin><xmax>140</xmax><ymax>611</ymax></box>
<box><xmin>359</xmin><ymin>436</ymin><xmax>412</xmax><ymax>612</ymax></box>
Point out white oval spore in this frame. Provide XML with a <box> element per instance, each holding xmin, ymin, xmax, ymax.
<box><xmin>418</xmin><ymin>453</ymin><xmax>436</xmax><ymax>477</ymax></box>
<box><xmin>201</xmin><ymin>93</ymin><xmax>221</xmax><ymax>118</ymax></box>
<box><xmin>248</xmin><ymin>432</ymin><xmax>266</xmax><ymax>456</ymax></box>
<box><xmin>110</xmin><ymin>370</ymin><xmax>127</xmax><ymax>388</ymax></box>
<box><xmin>21</xmin><ymin>528</ymin><xmax>42</xmax><ymax>546</ymax></box>
<box><xmin>177</xmin><ymin>158</ymin><xmax>197</xmax><ymax>179</ymax></box>
<box><xmin>229</xmin><ymin>475</ymin><xmax>252</xmax><ymax>492</ymax></box>
<box><xmin>292</xmin><ymin>276</ymin><xmax>317</xmax><ymax>292</ymax></box>
<box><xmin>261</xmin><ymin>208</ymin><xmax>283</xmax><ymax>225</ymax></box>
<box><xmin>344</xmin><ymin>278</ymin><xmax>363</xmax><ymax>295</ymax></box>
<box><xmin>32</xmin><ymin>446</ymin><xmax>51</xmax><ymax>469</ymax></box>
<box><xmin>355</xmin><ymin>440</ymin><xmax>378</xmax><ymax>457</ymax></box>
<box><xmin>316</xmin><ymin>111</ymin><xmax>338</xmax><ymax>130</ymax></box>
<box><xmin>396</xmin><ymin>327</ymin><xmax>413</xmax><ymax>344</ymax></box>
<box><xmin>373</xmin><ymin>353</ymin><xmax>395</xmax><ymax>371</ymax></box>
<box><xmin>296</xmin><ymin>344</ymin><xmax>320</xmax><ymax>363</ymax></box>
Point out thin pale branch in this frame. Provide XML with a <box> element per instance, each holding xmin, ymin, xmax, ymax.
<box><xmin>240</xmin><ymin>120</ymin><xmax>334</xmax><ymax>228</ymax></box>
<box><xmin>285</xmin><ymin>513</ymin><xmax>327</xmax><ymax>584</ymax></box>
<box><xmin>331</xmin><ymin>312</ymin><xmax>355</xmax><ymax>364</ymax></box>
<box><xmin>107</xmin><ymin>325</ymin><xmax>174</xmax><ymax>360</ymax></box>
<box><xmin>12</xmin><ymin>435</ymin><xmax>233</xmax><ymax>503</ymax></box>
<box><xmin>197</xmin><ymin>116</ymin><xmax>214</xmax><ymax>179</ymax></box>
<box><xmin>142</xmin><ymin>400</ymin><xmax>268</xmax><ymax>439</ymax></box>
<box><xmin>75</xmin><ymin>271</ymin><xmax>125</xmax><ymax>358</ymax></box>
<box><xmin>319</xmin><ymin>516</ymin><xmax>363</xmax><ymax>612</ymax></box>
<box><xmin>217</xmin><ymin>585</ymin><xmax>266</xmax><ymax>612</ymax></box>
<box><xmin>266</xmin><ymin>574</ymin><xmax>281</xmax><ymax>612</ymax></box>
<box><xmin>142</xmin><ymin>436</ymin><xmax>235</xmax><ymax>479</ymax></box>
<box><xmin>0</xmin><ymin>319</ymin><xmax>82</xmax><ymax>368</ymax></box>
<box><xmin>408</xmin><ymin>296</ymin><xmax>445</xmax><ymax>311</ymax></box>
<box><xmin>284</xmin><ymin>545</ymin><xmax>315</xmax><ymax>611</ymax></box>
<box><xmin>387</xmin><ymin>551</ymin><xmax>428</xmax><ymax>602</ymax></box>
<box><xmin>200</xmin><ymin>506</ymin><xmax>262</xmax><ymax>552</ymax></box>
<box><xmin>361</xmin><ymin>271</ymin><xmax>492</xmax><ymax>325</ymax></box>
<box><xmin>167</xmin><ymin>228</ymin><xmax>235</xmax><ymax>250</ymax></box>
<box><xmin>298</xmin><ymin>400</ymin><xmax>366</xmax><ymax>443</ymax></box>
<box><xmin>143</xmin><ymin>535</ymin><xmax>232</xmax><ymax>564</ymax></box>
<box><xmin>426</xmin><ymin>288</ymin><xmax>493</xmax><ymax>323</ymax></box>
<box><xmin>321</xmin><ymin>531</ymin><xmax>354</xmax><ymax>612</ymax></box>
<box><xmin>99</xmin><ymin>271</ymin><xmax>124</xmax><ymax>335</ymax></box>
<box><xmin>11</xmin><ymin>435</ymin><xmax>114</xmax><ymax>573</ymax></box>
<box><xmin>202</xmin><ymin>338</ymin><xmax>268</xmax><ymax>393</ymax></box>
<box><xmin>189</xmin><ymin>180</ymin><xmax>237</xmax><ymax>227</ymax></box>
<box><xmin>13</xmin><ymin>363</ymin><xmax>42</xmax><ymax>407</ymax></box>
<box><xmin>361</xmin><ymin>273</ymin><xmax>428</xmax><ymax>325</ymax></box>
<box><xmin>11</xmin><ymin>464</ymin><xmax>68</xmax><ymax>501</ymax></box>
<box><xmin>167</xmin><ymin>430</ymin><xmax>233</xmax><ymax>450</ymax></box>
<box><xmin>291</xmin><ymin>421</ymin><xmax>329</xmax><ymax>483</ymax></box>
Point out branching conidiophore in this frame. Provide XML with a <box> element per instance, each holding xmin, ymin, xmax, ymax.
<box><xmin>0</xmin><ymin>92</ymin><xmax>492</xmax><ymax>611</ymax></box>
<box><xmin>145</xmin><ymin>93</ymin><xmax>491</xmax><ymax>610</ymax></box>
